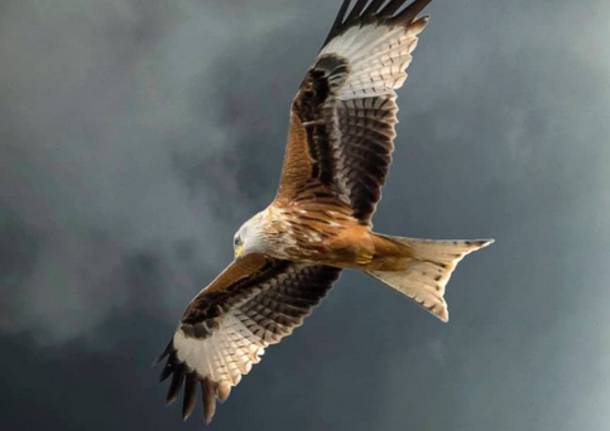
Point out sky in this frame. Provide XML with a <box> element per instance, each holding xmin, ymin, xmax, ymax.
<box><xmin>1</xmin><ymin>0</ymin><xmax>610</xmax><ymax>429</ymax></box>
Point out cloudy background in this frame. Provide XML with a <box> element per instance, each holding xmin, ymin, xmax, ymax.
<box><xmin>1</xmin><ymin>0</ymin><xmax>609</xmax><ymax>429</ymax></box>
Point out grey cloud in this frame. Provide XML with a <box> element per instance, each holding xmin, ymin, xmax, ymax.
<box><xmin>1</xmin><ymin>0</ymin><xmax>610</xmax><ymax>430</ymax></box>
<box><xmin>0</xmin><ymin>0</ymin><xmax>249</xmax><ymax>339</ymax></box>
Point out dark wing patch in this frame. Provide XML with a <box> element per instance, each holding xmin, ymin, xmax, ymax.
<box><xmin>335</xmin><ymin>96</ymin><xmax>398</xmax><ymax>220</ymax></box>
<box><xmin>157</xmin><ymin>255</ymin><xmax>341</xmax><ymax>424</ymax></box>
<box><xmin>293</xmin><ymin>55</ymin><xmax>350</xmax><ymax>186</ymax></box>
<box><xmin>179</xmin><ymin>258</ymin><xmax>287</xmax><ymax>336</ymax></box>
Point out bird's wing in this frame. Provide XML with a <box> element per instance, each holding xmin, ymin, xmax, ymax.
<box><xmin>157</xmin><ymin>253</ymin><xmax>341</xmax><ymax>424</ymax></box>
<box><xmin>276</xmin><ymin>0</ymin><xmax>431</xmax><ymax>224</ymax></box>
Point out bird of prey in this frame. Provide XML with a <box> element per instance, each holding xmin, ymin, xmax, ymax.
<box><xmin>157</xmin><ymin>0</ymin><xmax>493</xmax><ymax>424</ymax></box>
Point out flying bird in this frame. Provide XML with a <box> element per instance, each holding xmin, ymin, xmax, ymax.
<box><xmin>157</xmin><ymin>0</ymin><xmax>493</xmax><ymax>423</ymax></box>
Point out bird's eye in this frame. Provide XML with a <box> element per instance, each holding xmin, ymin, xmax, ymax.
<box><xmin>234</xmin><ymin>237</ymin><xmax>240</xmax><ymax>246</ymax></box>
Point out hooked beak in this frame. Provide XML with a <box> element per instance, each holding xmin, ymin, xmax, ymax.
<box><xmin>234</xmin><ymin>243</ymin><xmax>244</xmax><ymax>259</ymax></box>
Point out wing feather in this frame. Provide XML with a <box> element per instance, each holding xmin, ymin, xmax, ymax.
<box><xmin>157</xmin><ymin>254</ymin><xmax>341</xmax><ymax>423</ymax></box>
<box><xmin>276</xmin><ymin>0</ymin><xmax>431</xmax><ymax>223</ymax></box>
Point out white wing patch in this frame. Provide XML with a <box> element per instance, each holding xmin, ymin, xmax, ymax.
<box><xmin>173</xmin><ymin>312</ymin><xmax>265</xmax><ymax>388</ymax></box>
<box><xmin>320</xmin><ymin>19</ymin><xmax>428</xmax><ymax>100</ymax></box>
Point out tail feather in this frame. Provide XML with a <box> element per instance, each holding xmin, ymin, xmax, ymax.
<box><xmin>367</xmin><ymin>236</ymin><xmax>494</xmax><ymax>322</ymax></box>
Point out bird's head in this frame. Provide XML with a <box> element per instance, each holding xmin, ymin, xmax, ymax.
<box><xmin>233</xmin><ymin>212</ymin><xmax>266</xmax><ymax>258</ymax></box>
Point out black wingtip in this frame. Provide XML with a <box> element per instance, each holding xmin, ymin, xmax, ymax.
<box><xmin>182</xmin><ymin>373</ymin><xmax>198</xmax><ymax>421</ymax></box>
<box><xmin>166</xmin><ymin>363</ymin><xmax>186</xmax><ymax>405</ymax></box>
<box><xmin>201</xmin><ymin>378</ymin><xmax>218</xmax><ymax>425</ymax></box>
<box><xmin>379</xmin><ymin>0</ymin><xmax>409</xmax><ymax>16</ymax></box>
<box><xmin>392</xmin><ymin>0</ymin><xmax>432</xmax><ymax>24</ymax></box>
<box><xmin>322</xmin><ymin>0</ymin><xmax>432</xmax><ymax>49</ymax></box>
<box><xmin>153</xmin><ymin>339</ymin><xmax>173</xmax><ymax>367</ymax></box>
<box><xmin>363</xmin><ymin>0</ymin><xmax>386</xmax><ymax>16</ymax></box>
<box><xmin>159</xmin><ymin>361</ymin><xmax>173</xmax><ymax>382</ymax></box>
<box><xmin>322</xmin><ymin>0</ymin><xmax>351</xmax><ymax>48</ymax></box>
<box><xmin>345</xmin><ymin>0</ymin><xmax>368</xmax><ymax>22</ymax></box>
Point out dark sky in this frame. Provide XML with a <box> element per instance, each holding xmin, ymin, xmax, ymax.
<box><xmin>2</xmin><ymin>0</ymin><xmax>610</xmax><ymax>430</ymax></box>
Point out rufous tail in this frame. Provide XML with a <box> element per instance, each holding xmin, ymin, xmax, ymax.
<box><xmin>366</xmin><ymin>235</ymin><xmax>494</xmax><ymax>322</ymax></box>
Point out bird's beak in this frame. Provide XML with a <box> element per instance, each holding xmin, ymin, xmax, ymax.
<box><xmin>234</xmin><ymin>244</ymin><xmax>244</xmax><ymax>259</ymax></box>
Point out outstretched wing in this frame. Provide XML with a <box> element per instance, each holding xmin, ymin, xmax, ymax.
<box><xmin>276</xmin><ymin>0</ymin><xmax>431</xmax><ymax>224</ymax></box>
<box><xmin>157</xmin><ymin>254</ymin><xmax>341</xmax><ymax>424</ymax></box>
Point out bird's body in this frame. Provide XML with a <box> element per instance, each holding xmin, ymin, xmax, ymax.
<box><xmin>157</xmin><ymin>0</ymin><xmax>494</xmax><ymax>424</ymax></box>
<box><xmin>238</xmin><ymin>198</ymin><xmax>408</xmax><ymax>270</ymax></box>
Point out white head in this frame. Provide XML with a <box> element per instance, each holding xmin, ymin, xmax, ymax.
<box><xmin>233</xmin><ymin>212</ymin><xmax>267</xmax><ymax>258</ymax></box>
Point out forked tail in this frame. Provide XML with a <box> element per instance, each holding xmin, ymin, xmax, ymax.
<box><xmin>366</xmin><ymin>235</ymin><xmax>494</xmax><ymax>322</ymax></box>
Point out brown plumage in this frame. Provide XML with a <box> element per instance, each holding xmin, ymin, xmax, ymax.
<box><xmin>157</xmin><ymin>0</ymin><xmax>494</xmax><ymax>424</ymax></box>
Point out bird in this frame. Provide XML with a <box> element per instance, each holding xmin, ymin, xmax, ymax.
<box><xmin>157</xmin><ymin>0</ymin><xmax>493</xmax><ymax>424</ymax></box>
